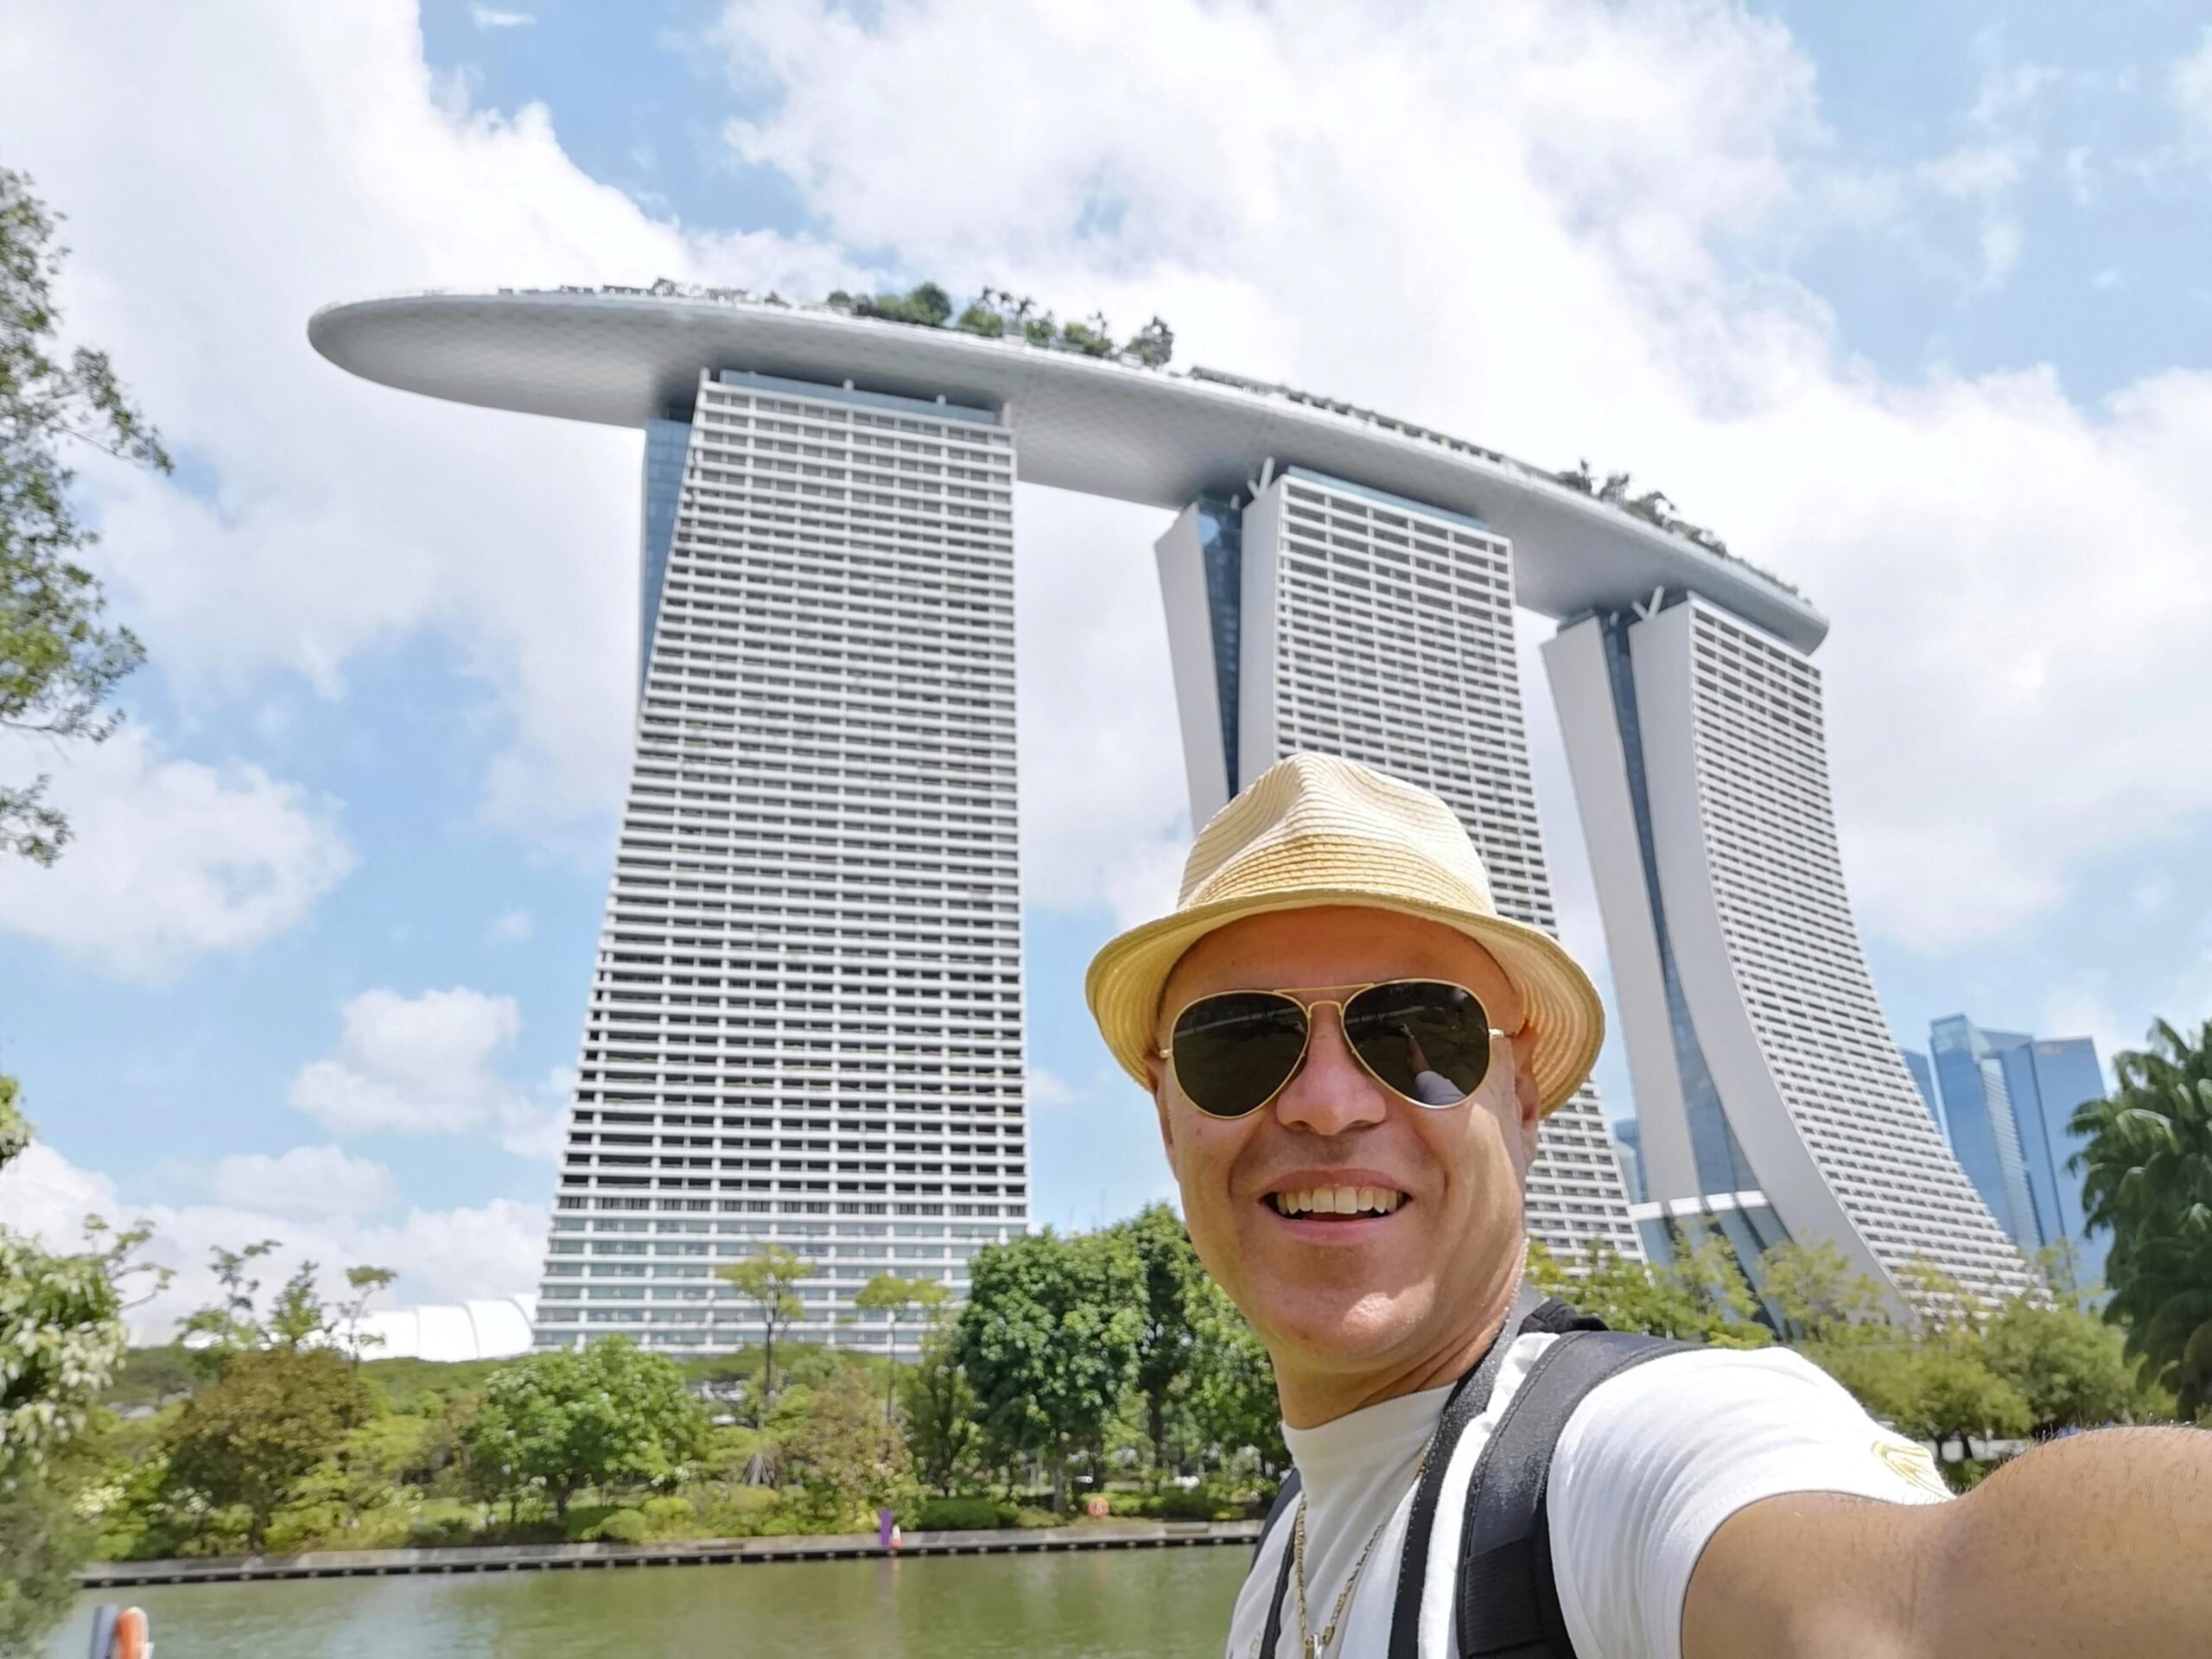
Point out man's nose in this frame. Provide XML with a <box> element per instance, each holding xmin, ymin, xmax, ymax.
<box><xmin>1272</xmin><ymin>1003</ymin><xmax>1390</xmax><ymax>1135</ymax></box>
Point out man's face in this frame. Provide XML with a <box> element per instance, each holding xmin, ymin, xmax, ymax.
<box><xmin>1149</xmin><ymin>906</ymin><xmax>1541</xmax><ymax>1384</ymax></box>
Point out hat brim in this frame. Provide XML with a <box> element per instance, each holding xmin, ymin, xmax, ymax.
<box><xmin>1084</xmin><ymin>889</ymin><xmax>1605</xmax><ymax>1117</ymax></box>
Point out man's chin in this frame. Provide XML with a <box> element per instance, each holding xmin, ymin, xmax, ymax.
<box><xmin>1248</xmin><ymin>1284</ymin><xmax>1427</xmax><ymax>1370</ymax></box>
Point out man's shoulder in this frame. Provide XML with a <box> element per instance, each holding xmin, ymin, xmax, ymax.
<box><xmin>1550</xmin><ymin>1338</ymin><xmax>1954</xmax><ymax>1514</ymax></box>
<box><xmin>1544</xmin><ymin>1342</ymin><xmax>1948</xmax><ymax>1659</ymax></box>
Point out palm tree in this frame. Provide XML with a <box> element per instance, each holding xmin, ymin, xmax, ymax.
<box><xmin>2069</xmin><ymin>1018</ymin><xmax>2212</xmax><ymax>1418</ymax></box>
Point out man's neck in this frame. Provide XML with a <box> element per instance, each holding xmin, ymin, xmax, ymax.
<box><xmin>1272</xmin><ymin>1261</ymin><xmax>1525</xmax><ymax>1429</ymax></box>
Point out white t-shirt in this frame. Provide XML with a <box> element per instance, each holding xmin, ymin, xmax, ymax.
<box><xmin>1228</xmin><ymin>1338</ymin><xmax>1952</xmax><ymax>1659</ymax></box>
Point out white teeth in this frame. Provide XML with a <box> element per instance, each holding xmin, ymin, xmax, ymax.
<box><xmin>1272</xmin><ymin>1186</ymin><xmax>1405</xmax><ymax>1217</ymax></box>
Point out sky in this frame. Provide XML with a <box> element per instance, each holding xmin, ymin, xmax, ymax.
<box><xmin>3</xmin><ymin>0</ymin><xmax>2212</xmax><ymax>1335</ymax></box>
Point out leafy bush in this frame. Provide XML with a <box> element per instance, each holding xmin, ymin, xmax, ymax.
<box><xmin>1103</xmin><ymin>1492</ymin><xmax>1162</xmax><ymax>1517</ymax></box>
<box><xmin>695</xmin><ymin>1484</ymin><xmax>779</xmax><ymax>1536</ymax></box>
<box><xmin>1013</xmin><ymin>1506</ymin><xmax>1064</xmax><ymax>1529</ymax></box>
<box><xmin>1154</xmin><ymin>1489</ymin><xmax>1236</xmax><ymax>1521</ymax></box>
<box><xmin>912</xmin><ymin>1495</ymin><xmax>1015</xmax><ymax>1531</ymax></box>
<box><xmin>584</xmin><ymin>1509</ymin><xmax>650</xmax><ymax>1544</ymax></box>
<box><xmin>408</xmin><ymin>1515</ymin><xmax>478</xmax><ymax>1548</ymax></box>
<box><xmin>639</xmin><ymin>1495</ymin><xmax>695</xmax><ymax>1535</ymax></box>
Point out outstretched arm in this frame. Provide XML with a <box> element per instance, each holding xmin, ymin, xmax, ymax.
<box><xmin>1683</xmin><ymin>1427</ymin><xmax>2212</xmax><ymax>1658</ymax></box>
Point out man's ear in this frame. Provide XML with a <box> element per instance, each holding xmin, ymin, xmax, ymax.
<box><xmin>1510</xmin><ymin>1028</ymin><xmax>1542</xmax><ymax>1160</ymax></box>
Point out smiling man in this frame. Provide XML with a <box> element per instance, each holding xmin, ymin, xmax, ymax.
<box><xmin>1086</xmin><ymin>752</ymin><xmax>2211</xmax><ymax>1659</ymax></box>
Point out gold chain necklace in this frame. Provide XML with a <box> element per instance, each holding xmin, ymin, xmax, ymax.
<box><xmin>1291</xmin><ymin>1440</ymin><xmax>1435</xmax><ymax>1659</ymax></box>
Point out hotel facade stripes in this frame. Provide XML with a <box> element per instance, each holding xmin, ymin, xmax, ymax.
<box><xmin>1158</xmin><ymin>467</ymin><xmax>1643</xmax><ymax>1265</ymax></box>
<box><xmin>1544</xmin><ymin>596</ymin><xmax>2032</xmax><ymax>1306</ymax></box>
<box><xmin>535</xmin><ymin>368</ymin><xmax>1028</xmax><ymax>1356</ymax></box>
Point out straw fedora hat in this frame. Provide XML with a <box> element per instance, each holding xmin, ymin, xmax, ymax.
<box><xmin>1085</xmin><ymin>752</ymin><xmax>1605</xmax><ymax>1116</ymax></box>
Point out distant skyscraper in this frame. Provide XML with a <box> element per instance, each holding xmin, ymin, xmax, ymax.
<box><xmin>1158</xmin><ymin>467</ymin><xmax>1643</xmax><ymax>1266</ymax></box>
<box><xmin>1904</xmin><ymin>1048</ymin><xmax>1942</xmax><ymax>1135</ymax></box>
<box><xmin>1925</xmin><ymin>1015</ymin><xmax>2040</xmax><ymax>1256</ymax></box>
<box><xmin>1909</xmin><ymin>1019</ymin><xmax>2109</xmax><ymax>1287</ymax></box>
<box><xmin>1545</xmin><ymin>597</ymin><xmax>2031</xmax><ymax>1306</ymax></box>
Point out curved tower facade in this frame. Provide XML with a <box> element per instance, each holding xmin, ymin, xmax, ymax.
<box><xmin>1544</xmin><ymin>595</ymin><xmax>2031</xmax><ymax>1305</ymax></box>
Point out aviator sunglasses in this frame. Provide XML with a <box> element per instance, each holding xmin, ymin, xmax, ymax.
<box><xmin>1158</xmin><ymin>979</ymin><xmax>1506</xmax><ymax>1119</ymax></box>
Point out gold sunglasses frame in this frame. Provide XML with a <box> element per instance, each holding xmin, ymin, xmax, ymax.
<box><xmin>1154</xmin><ymin>978</ymin><xmax>1510</xmax><ymax>1120</ymax></box>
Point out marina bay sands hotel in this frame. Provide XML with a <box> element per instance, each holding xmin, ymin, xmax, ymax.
<box><xmin>311</xmin><ymin>288</ymin><xmax>2029</xmax><ymax>1353</ymax></box>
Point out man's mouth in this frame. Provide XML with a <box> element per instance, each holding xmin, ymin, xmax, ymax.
<box><xmin>1267</xmin><ymin>1185</ymin><xmax>1408</xmax><ymax>1219</ymax></box>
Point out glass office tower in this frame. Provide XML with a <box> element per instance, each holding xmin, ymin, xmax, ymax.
<box><xmin>1158</xmin><ymin>467</ymin><xmax>1644</xmax><ymax>1265</ymax></box>
<box><xmin>1910</xmin><ymin>1020</ymin><xmax>2109</xmax><ymax>1288</ymax></box>
<box><xmin>533</xmin><ymin>369</ymin><xmax>1030</xmax><ymax>1357</ymax></box>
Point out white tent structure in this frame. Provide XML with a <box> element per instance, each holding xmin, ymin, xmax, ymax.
<box><xmin>351</xmin><ymin>1296</ymin><xmax>537</xmax><ymax>1363</ymax></box>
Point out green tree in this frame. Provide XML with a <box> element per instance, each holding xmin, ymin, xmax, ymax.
<box><xmin>0</xmin><ymin>1480</ymin><xmax>87</xmax><ymax>1656</ymax></box>
<box><xmin>1526</xmin><ymin>1236</ymin><xmax>1772</xmax><ymax>1349</ymax></box>
<box><xmin>1055</xmin><ymin>312</ymin><xmax>1117</xmax><ymax>358</ymax></box>
<box><xmin>162</xmin><ymin>1347</ymin><xmax>373</xmax><ymax>1548</ymax></box>
<box><xmin>462</xmin><ymin>1338</ymin><xmax>709</xmax><ymax>1521</ymax></box>
<box><xmin>1896</xmin><ymin>1349</ymin><xmax>2033</xmax><ymax>1469</ymax></box>
<box><xmin>1</xmin><ymin>168</ymin><xmax>170</xmax><ymax>864</ymax></box>
<box><xmin>177</xmin><ymin>1240</ymin><xmax>280</xmax><ymax>1368</ymax></box>
<box><xmin>0</xmin><ymin>1078</ymin><xmax>146</xmax><ymax>1479</ymax></box>
<box><xmin>1183</xmin><ymin>1277</ymin><xmax>1287</xmax><ymax>1479</ymax></box>
<box><xmin>899</xmin><ymin>1324</ymin><xmax>980</xmax><ymax>1497</ymax></box>
<box><xmin>1</xmin><ymin>1080</ymin><xmax>164</xmax><ymax>1652</ymax></box>
<box><xmin>854</xmin><ymin>282</ymin><xmax>953</xmax><ymax>327</ymax></box>
<box><xmin>336</xmin><ymin>1265</ymin><xmax>397</xmax><ymax>1369</ymax></box>
<box><xmin>176</xmin><ymin>1244</ymin><xmax>388</xmax><ymax>1373</ymax></box>
<box><xmin>851</xmin><ymin>1272</ymin><xmax>947</xmax><ymax>1417</ymax></box>
<box><xmin>1756</xmin><ymin>1239</ymin><xmax>1886</xmax><ymax>1344</ymax></box>
<box><xmin>2070</xmin><ymin>1017</ymin><xmax>2212</xmax><ymax>1418</ymax></box>
<box><xmin>782</xmin><ymin>1365</ymin><xmax>914</xmax><ymax>1528</ymax></box>
<box><xmin>1110</xmin><ymin>1204</ymin><xmax>1206</xmax><ymax>1484</ymax></box>
<box><xmin>952</xmin><ymin>1227</ymin><xmax>1143</xmax><ymax>1510</ymax></box>
<box><xmin>714</xmin><ymin>1245</ymin><xmax>815</xmax><ymax>1414</ymax></box>
<box><xmin>1122</xmin><ymin>315</ymin><xmax>1175</xmax><ymax>368</ymax></box>
<box><xmin>1984</xmin><ymin>1292</ymin><xmax>2137</xmax><ymax>1436</ymax></box>
<box><xmin>265</xmin><ymin>1261</ymin><xmax>334</xmax><ymax>1350</ymax></box>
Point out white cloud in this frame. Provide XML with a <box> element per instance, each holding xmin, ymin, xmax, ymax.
<box><xmin>1967</xmin><ymin>61</ymin><xmax>2058</xmax><ymax>129</ymax></box>
<box><xmin>1026</xmin><ymin>1068</ymin><xmax>1077</xmax><ymax>1107</ymax></box>
<box><xmin>2172</xmin><ymin>28</ymin><xmax>2212</xmax><ymax>140</ymax></box>
<box><xmin>1921</xmin><ymin>141</ymin><xmax>2031</xmax><ymax>200</ymax></box>
<box><xmin>703</xmin><ymin>0</ymin><xmax>2212</xmax><ymax>963</ymax></box>
<box><xmin>0</xmin><ymin>1139</ymin><xmax>547</xmax><ymax>1341</ymax></box>
<box><xmin>207</xmin><ymin>1144</ymin><xmax>399</xmax><ymax>1217</ymax></box>
<box><xmin>289</xmin><ymin>986</ymin><xmax>563</xmax><ymax>1156</ymax></box>
<box><xmin>2063</xmin><ymin>144</ymin><xmax>2096</xmax><ymax>205</ymax></box>
<box><xmin>471</xmin><ymin>5</ymin><xmax>535</xmax><ymax>28</ymax></box>
<box><xmin>0</xmin><ymin>727</ymin><xmax>353</xmax><ymax>981</ymax></box>
<box><xmin>486</xmin><ymin>906</ymin><xmax>535</xmax><ymax>944</ymax></box>
<box><xmin>2093</xmin><ymin>268</ymin><xmax>2123</xmax><ymax>292</ymax></box>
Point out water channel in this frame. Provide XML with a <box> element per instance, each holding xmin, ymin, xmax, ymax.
<box><xmin>49</xmin><ymin>1548</ymin><xmax>1249</xmax><ymax>1657</ymax></box>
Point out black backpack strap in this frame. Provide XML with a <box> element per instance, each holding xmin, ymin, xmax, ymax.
<box><xmin>1255</xmin><ymin>1469</ymin><xmax>1303</xmax><ymax>1659</ymax></box>
<box><xmin>1517</xmin><ymin>1297</ymin><xmax>1609</xmax><ymax>1336</ymax></box>
<box><xmin>1455</xmin><ymin>1331</ymin><xmax>1688</xmax><ymax>1657</ymax></box>
<box><xmin>1382</xmin><ymin>1281</ymin><xmax>1547</xmax><ymax>1659</ymax></box>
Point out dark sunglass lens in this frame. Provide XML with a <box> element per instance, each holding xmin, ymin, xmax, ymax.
<box><xmin>1172</xmin><ymin>993</ymin><xmax>1310</xmax><ymax>1117</ymax></box>
<box><xmin>1344</xmin><ymin>981</ymin><xmax>1492</xmax><ymax>1105</ymax></box>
